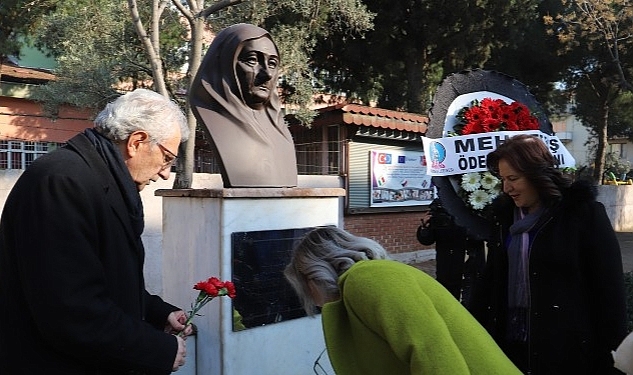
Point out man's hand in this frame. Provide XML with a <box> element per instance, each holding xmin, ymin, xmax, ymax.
<box><xmin>165</xmin><ymin>310</ymin><xmax>193</xmax><ymax>337</ymax></box>
<box><xmin>172</xmin><ymin>335</ymin><xmax>187</xmax><ymax>372</ymax></box>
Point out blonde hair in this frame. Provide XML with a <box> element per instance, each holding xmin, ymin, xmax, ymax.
<box><xmin>284</xmin><ymin>226</ymin><xmax>389</xmax><ymax>315</ymax></box>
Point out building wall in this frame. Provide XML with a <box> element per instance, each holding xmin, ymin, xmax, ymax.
<box><xmin>0</xmin><ymin>94</ymin><xmax>93</xmax><ymax>143</ymax></box>
<box><xmin>552</xmin><ymin>115</ymin><xmax>592</xmax><ymax>167</ymax></box>
<box><xmin>344</xmin><ymin>211</ymin><xmax>427</xmax><ymax>254</ymax></box>
<box><xmin>553</xmin><ymin>114</ymin><xmax>633</xmax><ymax>171</ymax></box>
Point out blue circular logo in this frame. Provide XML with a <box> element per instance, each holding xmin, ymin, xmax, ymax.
<box><xmin>430</xmin><ymin>141</ymin><xmax>446</xmax><ymax>163</ymax></box>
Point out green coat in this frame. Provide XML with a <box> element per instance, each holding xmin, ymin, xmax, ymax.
<box><xmin>322</xmin><ymin>260</ymin><xmax>522</xmax><ymax>375</ymax></box>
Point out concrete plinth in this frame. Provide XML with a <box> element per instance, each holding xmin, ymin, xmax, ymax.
<box><xmin>157</xmin><ymin>187</ymin><xmax>344</xmax><ymax>375</ymax></box>
<box><xmin>598</xmin><ymin>185</ymin><xmax>633</xmax><ymax>231</ymax></box>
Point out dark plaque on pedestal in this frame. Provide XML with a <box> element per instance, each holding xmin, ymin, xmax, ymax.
<box><xmin>231</xmin><ymin>227</ymin><xmax>314</xmax><ymax>330</ymax></box>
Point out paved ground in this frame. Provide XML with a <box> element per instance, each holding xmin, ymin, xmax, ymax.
<box><xmin>413</xmin><ymin>232</ymin><xmax>633</xmax><ymax>276</ymax></box>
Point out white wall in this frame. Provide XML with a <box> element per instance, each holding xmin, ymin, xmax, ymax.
<box><xmin>553</xmin><ymin>115</ymin><xmax>592</xmax><ymax>167</ymax></box>
<box><xmin>598</xmin><ymin>185</ymin><xmax>633</xmax><ymax>232</ymax></box>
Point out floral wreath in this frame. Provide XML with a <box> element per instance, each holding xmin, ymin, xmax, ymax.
<box><xmin>450</xmin><ymin>98</ymin><xmax>540</xmax><ymax>213</ymax></box>
<box><xmin>426</xmin><ymin>69</ymin><xmax>553</xmax><ymax>241</ymax></box>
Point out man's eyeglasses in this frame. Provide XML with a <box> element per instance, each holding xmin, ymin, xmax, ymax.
<box><xmin>157</xmin><ymin>143</ymin><xmax>178</xmax><ymax>169</ymax></box>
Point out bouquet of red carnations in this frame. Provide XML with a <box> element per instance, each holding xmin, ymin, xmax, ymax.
<box><xmin>180</xmin><ymin>277</ymin><xmax>236</xmax><ymax>336</ymax></box>
<box><xmin>453</xmin><ymin>98</ymin><xmax>539</xmax><ymax>135</ymax></box>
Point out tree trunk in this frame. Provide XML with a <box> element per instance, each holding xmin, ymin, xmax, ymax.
<box><xmin>405</xmin><ymin>50</ymin><xmax>426</xmax><ymax>114</ymax></box>
<box><xmin>173</xmin><ymin>14</ymin><xmax>205</xmax><ymax>189</ymax></box>
<box><xmin>127</xmin><ymin>0</ymin><xmax>168</xmax><ymax>96</ymax></box>
<box><xmin>593</xmin><ymin>101</ymin><xmax>610</xmax><ymax>184</ymax></box>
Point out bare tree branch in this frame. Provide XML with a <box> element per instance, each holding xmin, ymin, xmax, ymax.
<box><xmin>197</xmin><ymin>0</ymin><xmax>244</xmax><ymax>19</ymax></box>
<box><xmin>127</xmin><ymin>0</ymin><xmax>169</xmax><ymax>96</ymax></box>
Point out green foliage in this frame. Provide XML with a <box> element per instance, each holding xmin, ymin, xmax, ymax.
<box><xmin>485</xmin><ymin>0</ymin><xmax>574</xmax><ymax>103</ymax></box>
<box><xmin>0</xmin><ymin>0</ymin><xmax>58</xmax><ymax>59</ymax></box>
<box><xmin>30</xmin><ymin>0</ymin><xmax>187</xmax><ymax>113</ymax></box>
<box><xmin>32</xmin><ymin>55</ymin><xmax>122</xmax><ymax>115</ymax></box>
<box><xmin>605</xmin><ymin>152</ymin><xmax>631</xmax><ymax>177</ymax></box>
<box><xmin>31</xmin><ymin>0</ymin><xmax>128</xmax><ymax>112</ymax></box>
<box><xmin>310</xmin><ymin>0</ymin><xmax>546</xmax><ymax>113</ymax></box>
<box><xmin>610</xmin><ymin>92</ymin><xmax>633</xmax><ymax>139</ymax></box>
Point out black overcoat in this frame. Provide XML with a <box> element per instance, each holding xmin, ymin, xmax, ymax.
<box><xmin>0</xmin><ymin>134</ymin><xmax>179</xmax><ymax>374</ymax></box>
<box><xmin>470</xmin><ymin>181</ymin><xmax>628</xmax><ymax>374</ymax></box>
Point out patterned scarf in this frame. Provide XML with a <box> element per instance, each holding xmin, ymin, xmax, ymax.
<box><xmin>506</xmin><ymin>206</ymin><xmax>543</xmax><ymax>342</ymax></box>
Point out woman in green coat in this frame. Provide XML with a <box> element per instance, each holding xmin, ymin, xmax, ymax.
<box><xmin>285</xmin><ymin>226</ymin><xmax>521</xmax><ymax>375</ymax></box>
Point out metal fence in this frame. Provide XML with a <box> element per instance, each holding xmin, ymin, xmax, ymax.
<box><xmin>0</xmin><ymin>140</ymin><xmax>62</xmax><ymax>170</ymax></box>
<box><xmin>0</xmin><ymin>139</ymin><xmax>344</xmax><ymax>177</ymax></box>
<box><xmin>194</xmin><ymin>141</ymin><xmax>343</xmax><ymax>176</ymax></box>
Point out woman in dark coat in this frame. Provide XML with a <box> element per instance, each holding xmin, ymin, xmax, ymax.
<box><xmin>417</xmin><ymin>198</ymin><xmax>485</xmax><ymax>306</ymax></box>
<box><xmin>469</xmin><ymin>134</ymin><xmax>628</xmax><ymax>374</ymax></box>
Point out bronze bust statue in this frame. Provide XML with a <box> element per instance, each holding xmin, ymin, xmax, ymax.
<box><xmin>190</xmin><ymin>23</ymin><xmax>298</xmax><ymax>188</ymax></box>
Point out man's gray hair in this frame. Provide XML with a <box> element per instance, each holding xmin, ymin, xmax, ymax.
<box><xmin>94</xmin><ymin>89</ymin><xmax>189</xmax><ymax>143</ymax></box>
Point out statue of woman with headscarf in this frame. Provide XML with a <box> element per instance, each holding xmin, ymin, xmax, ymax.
<box><xmin>190</xmin><ymin>23</ymin><xmax>298</xmax><ymax>188</ymax></box>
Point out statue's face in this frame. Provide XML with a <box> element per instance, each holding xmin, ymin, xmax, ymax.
<box><xmin>235</xmin><ymin>37</ymin><xmax>279</xmax><ymax>110</ymax></box>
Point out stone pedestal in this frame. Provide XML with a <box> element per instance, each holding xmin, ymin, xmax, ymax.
<box><xmin>157</xmin><ymin>187</ymin><xmax>344</xmax><ymax>374</ymax></box>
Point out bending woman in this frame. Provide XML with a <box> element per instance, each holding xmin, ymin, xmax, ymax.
<box><xmin>285</xmin><ymin>226</ymin><xmax>521</xmax><ymax>375</ymax></box>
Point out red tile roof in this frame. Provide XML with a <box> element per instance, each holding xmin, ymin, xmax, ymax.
<box><xmin>1</xmin><ymin>63</ymin><xmax>56</xmax><ymax>84</ymax></box>
<box><xmin>314</xmin><ymin>103</ymin><xmax>428</xmax><ymax>133</ymax></box>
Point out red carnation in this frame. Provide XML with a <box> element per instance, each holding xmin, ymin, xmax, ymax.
<box><xmin>181</xmin><ymin>276</ymin><xmax>237</xmax><ymax>336</ymax></box>
<box><xmin>224</xmin><ymin>281</ymin><xmax>237</xmax><ymax>298</ymax></box>
<box><xmin>454</xmin><ymin>98</ymin><xmax>539</xmax><ymax>135</ymax></box>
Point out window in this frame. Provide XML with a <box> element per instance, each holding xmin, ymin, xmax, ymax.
<box><xmin>294</xmin><ymin>125</ymin><xmax>342</xmax><ymax>175</ymax></box>
<box><xmin>609</xmin><ymin>143</ymin><xmax>626</xmax><ymax>159</ymax></box>
<box><xmin>0</xmin><ymin>141</ymin><xmax>61</xmax><ymax>170</ymax></box>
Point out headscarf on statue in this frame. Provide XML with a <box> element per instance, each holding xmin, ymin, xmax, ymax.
<box><xmin>189</xmin><ymin>23</ymin><xmax>297</xmax><ymax>188</ymax></box>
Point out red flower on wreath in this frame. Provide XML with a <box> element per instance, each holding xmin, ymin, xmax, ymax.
<box><xmin>179</xmin><ymin>277</ymin><xmax>236</xmax><ymax>336</ymax></box>
<box><xmin>454</xmin><ymin>98</ymin><xmax>539</xmax><ymax>135</ymax></box>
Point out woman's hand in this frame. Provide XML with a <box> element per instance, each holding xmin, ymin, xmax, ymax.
<box><xmin>421</xmin><ymin>211</ymin><xmax>433</xmax><ymax>228</ymax></box>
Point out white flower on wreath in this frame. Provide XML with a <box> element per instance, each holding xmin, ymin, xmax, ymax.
<box><xmin>469</xmin><ymin>188</ymin><xmax>494</xmax><ymax>210</ymax></box>
<box><xmin>481</xmin><ymin>172</ymin><xmax>501</xmax><ymax>193</ymax></box>
<box><xmin>461</xmin><ymin>173</ymin><xmax>482</xmax><ymax>192</ymax></box>
<box><xmin>460</xmin><ymin>171</ymin><xmax>501</xmax><ymax>211</ymax></box>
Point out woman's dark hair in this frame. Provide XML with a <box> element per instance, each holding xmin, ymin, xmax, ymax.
<box><xmin>486</xmin><ymin>134</ymin><xmax>571</xmax><ymax>205</ymax></box>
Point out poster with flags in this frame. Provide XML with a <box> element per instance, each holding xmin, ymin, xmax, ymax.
<box><xmin>370</xmin><ymin>150</ymin><xmax>435</xmax><ymax>207</ymax></box>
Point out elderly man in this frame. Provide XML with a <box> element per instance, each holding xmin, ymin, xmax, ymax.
<box><xmin>0</xmin><ymin>89</ymin><xmax>193</xmax><ymax>374</ymax></box>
